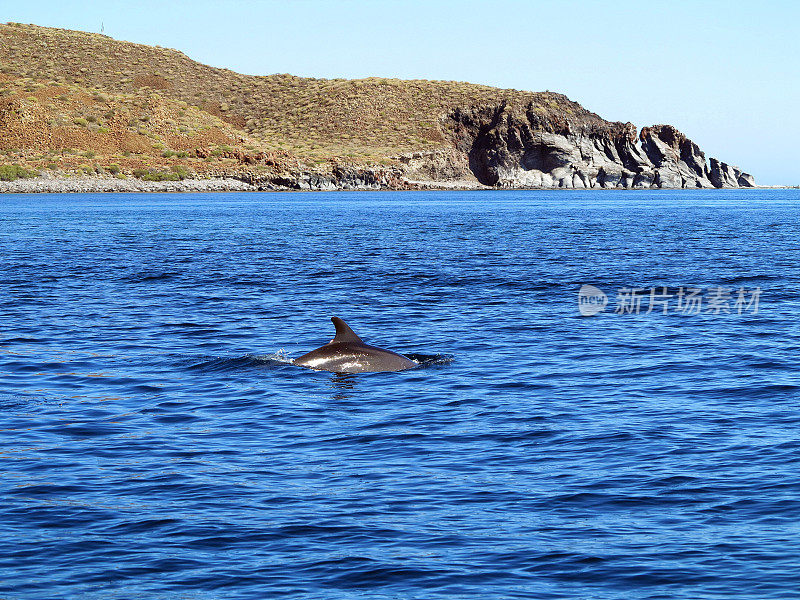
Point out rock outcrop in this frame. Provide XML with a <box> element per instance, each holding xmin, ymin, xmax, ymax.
<box><xmin>708</xmin><ymin>158</ymin><xmax>754</xmax><ymax>188</ymax></box>
<box><xmin>439</xmin><ymin>103</ymin><xmax>753</xmax><ymax>189</ymax></box>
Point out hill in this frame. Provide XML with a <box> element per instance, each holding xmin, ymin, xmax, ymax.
<box><xmin>0</xmin><ymin>22</ymin><xmax>753</xmax><ymax>190</ymax></box>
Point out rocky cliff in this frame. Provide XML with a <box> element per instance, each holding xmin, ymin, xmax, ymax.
<box><xmin>432</xmin><ymin>102</ymin><xmax>753</xmax><ymax>189</ymax></box>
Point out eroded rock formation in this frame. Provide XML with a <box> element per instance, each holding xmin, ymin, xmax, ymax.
<box><xmin>439</xmin><ymin>103</ymin><xmax>753</xmax><ymax>189</ymax></box>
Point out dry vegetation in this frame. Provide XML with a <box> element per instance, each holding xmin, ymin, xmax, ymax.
<box><xmin>0</xmin><ymin>22</ymin><xmax>610</xmax><ymax>176</ymax></box>
<box><xmin>0</xmin><ymin>71</ymin><xmax>263</xmax><ymax>176</ymax></box>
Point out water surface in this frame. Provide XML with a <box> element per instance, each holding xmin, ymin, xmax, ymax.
<box><xmin>1</xmin><ymin>189</ymin><xmax>799</xmax><ymax>599</ymax></box>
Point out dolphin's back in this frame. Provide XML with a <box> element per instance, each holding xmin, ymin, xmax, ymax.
<box><xmin>295</xmin><ymin>341</ymin><xmax>416</xmax><ymax>373</ymax></box>
<box><xmin>294</xmin><ymin>318</ymin><xmax>417</xmax><ymax>374</ymax></box>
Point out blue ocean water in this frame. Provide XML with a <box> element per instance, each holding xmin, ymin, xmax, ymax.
<box><xmin>1</xmin><ymin>189</ymin><xmax>799</xmax><ymax>600</ymax></box>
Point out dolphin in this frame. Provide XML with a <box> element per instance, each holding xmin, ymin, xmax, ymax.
<box><xmin>294</xmin><ymin>317</ymin><xmax>417</xmax><ymax>374</ymax></box>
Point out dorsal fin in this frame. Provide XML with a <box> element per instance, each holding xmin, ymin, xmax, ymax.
<box><xmin>331</xmin><ymin>317</ymin><xmax>363</xmax><ymax>344</ymax></box>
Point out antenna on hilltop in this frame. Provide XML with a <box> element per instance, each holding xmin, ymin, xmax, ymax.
<box><xmin>101</xmin><ymin>21</ymin><xmax>104</xmax><ymax>34</ymax></box>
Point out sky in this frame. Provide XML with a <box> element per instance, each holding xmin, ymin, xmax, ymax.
<box><xmin>4</xmin><ymin>0</ymin><xmax>799</xmax><ymax>185</ymax></box>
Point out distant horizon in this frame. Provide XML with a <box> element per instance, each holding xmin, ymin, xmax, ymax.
<box><xmin>3</xmin><ymin>0</ymin><xmax>799</xmax><ymax>185</ymax></box>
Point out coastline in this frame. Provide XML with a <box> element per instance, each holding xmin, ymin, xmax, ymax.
<box><xmin>0</xmin><ymin>174</ymin><xmax>257</xmax><ymax>194</ymax></box>
<box><xmin>0</xmin><ymin>173</ymin><xmax>795</xmax><ymax>194</ymax></box>
<box><xmin>0</xmin><ymin>23</ymin><xmax>773</xmax><ymax>198</ymax></box>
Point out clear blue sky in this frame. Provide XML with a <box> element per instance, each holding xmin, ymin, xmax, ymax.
<box><xmin>5</xmin><ymin>0</ymin><xmax>799</xmax><ymax>184</ymax></box>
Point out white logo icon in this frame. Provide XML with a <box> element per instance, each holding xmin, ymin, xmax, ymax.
<box><xmin>578</xmin><ymin>285</ymin><xmax>608</xmax><ymax>316</ymax></box>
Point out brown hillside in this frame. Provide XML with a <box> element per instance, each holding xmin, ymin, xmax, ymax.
<box><xmin>0</xmin><ymin>21</ymin><xmax>616</xmax><ymax>171</ymax></box>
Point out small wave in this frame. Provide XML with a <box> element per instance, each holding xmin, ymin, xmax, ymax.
<box><xmin>406</xmin><ymin>353</ymin><xmax>454</xmax><ymax>368</ymax></box>
<box><xmin>261</xmin><ymin>350</ymin><xmax>296</xmax><ymax>366</ymax></box>
<box><xmin>124</xmin><ymin>272</ymin><xmax>178</xmax><ymax>283</ymax></box>
<box><xmin>0</xmin><ymin>336</ymin><xmax>43</xmax><ymax>344</ymax></box>
<box><xmin>721</xmin><ymin>274</ymin><xmax>777</xmax><ymax>284</ymax></box>
<box><xmin>184</xmin><ymin>352</ymin><xmax>294</xmax><ymax>373</ymax></box>
<box><xmin>0</xmin><ymin>391</ymin><xmax>41</xmax><ymax>410</ymax></box>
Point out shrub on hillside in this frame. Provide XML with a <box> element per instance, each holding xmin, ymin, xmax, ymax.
<box><xmin>211</xmin><ymin>145</ymin><xmax>234</xmax><ymax>157</ymax></box>
<box><xmin>170</xmin><ymin>165</ymin><xmax>190</xmax><ymax>180</ymax></box>
<box><xmin>0</xmin><ymin>164</ymin><xmax>37</xmax><ymax>181</ymax></box>
<box><xmin>133</xmin><ymin>168</ymin><xmax>180</xmax><ymax>181</ymax></box>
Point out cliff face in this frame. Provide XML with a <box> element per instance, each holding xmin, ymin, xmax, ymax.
<box><xmin>440</xmin><ymin>103</ymin><xmax>753</xmax><ymax>189</ymax></box>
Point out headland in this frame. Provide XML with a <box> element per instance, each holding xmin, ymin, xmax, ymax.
<box><xmin>0</xmin><ymin>22</ymin><xmax>755</xmax><ymax>192</ymax></box>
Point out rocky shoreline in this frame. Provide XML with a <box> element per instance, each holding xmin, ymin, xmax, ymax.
<box><xmin>0</xmin><ymin>127</ymin><xmax>767</xmax><ymax>195</ymax></box>
<box><xmin>0</xmin><ymin>167</ymin><xmax>416</xmax><ymax>193</ymax></box>
<box><xmin>0</xmin><ymin>173</ymin><xmax>787</xmax><ymax>194</ymax></box>
<box><xmin>0</xmin><ymin>174</ymin><xmax>478</xmax><ymax>193</ymax></box>
<box><xmin>0</xmin><ymin>173</ymin><xmax>256</xmax><ymax>194</ymax></box>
